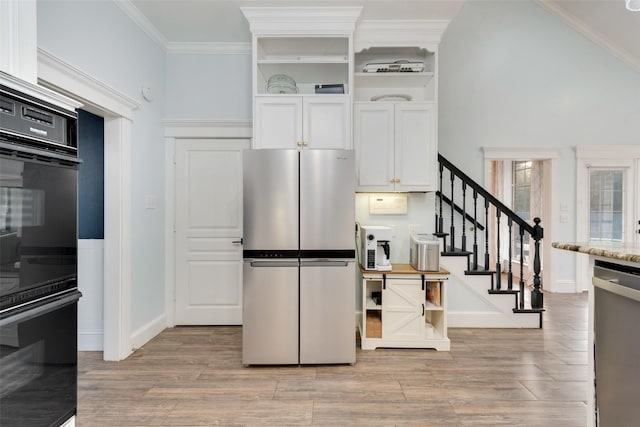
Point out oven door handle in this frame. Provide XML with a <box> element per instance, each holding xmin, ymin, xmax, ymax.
<box><xmin>0</xmin><ymin>290</ymin><xmax>82</xmax><ymax>326</ymax></box>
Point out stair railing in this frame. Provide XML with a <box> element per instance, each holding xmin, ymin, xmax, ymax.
<box><xmin>436</xmin><ymin>154</ymin><xmax>544</xmax><ymax>311</ymax></box>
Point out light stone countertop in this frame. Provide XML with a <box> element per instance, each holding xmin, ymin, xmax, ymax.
<box><xmin>552</xmin><ymin>241</ymin><xmax>640</xmax><ymax>264</ymax></box>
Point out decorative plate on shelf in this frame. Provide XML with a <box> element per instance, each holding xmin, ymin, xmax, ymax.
<box><xmin>370</xmin><ymin>94</ymin><xmax>412</xmax><ymax>102</ymax></box>
<box><xmin>265</xmin><ymin>74</ymin><xmax>298</xmax><ymax>94</ymax></box>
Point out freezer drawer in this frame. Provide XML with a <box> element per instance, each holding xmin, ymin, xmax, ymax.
<box><xmin>242</xmin><ymin>260</ymin><xmax>299</xmax><ymax>365</ymax></box>
<box><xmin>299</xmin><ymin>260</ymin><xmax>356</xmax><ymax>364</ymax></box>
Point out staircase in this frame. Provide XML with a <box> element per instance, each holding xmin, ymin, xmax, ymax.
<box><xmin>436</xmin><ymin>154</ymin><xmax>544</xmax><ymax>328</ymax></box>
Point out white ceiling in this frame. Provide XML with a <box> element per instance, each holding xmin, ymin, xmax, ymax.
<box><xmin>123</xmin><ymin>0</ymin><xmax>640</xmax><ymax>71</ymax></box>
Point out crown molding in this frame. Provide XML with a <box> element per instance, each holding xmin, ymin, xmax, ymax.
<box><xmin>354</xmin><ymin>19</ymin><xmax>450</xmax><ymax>52</ymax></box>
<box><xmin>37</xmin><ymin>48</ymin><xmax>140</xmax><ymax>119</ymax></box>
<box><xmin>537</xmin><ymin>0</ymin><xmax>640</xmax><ymax>73</ymax></box>
<box><xmin>241</xmin><ymin>6</ymin><xmax>362</xmax><ymax>35</ymax></box>
<box><xmin>167</xmin><ymin>42</ymin><xmax>251</xmax><ymax>55</ymax></box>
<box><xmin>163</xmin><ymin>119</ymin><xmax>252</xmax><ymax>138</ymax></box>
<box><xmin>114</xmin><ymin>0</ymin><xmax>167</xmax><ymax>50</ymax></box>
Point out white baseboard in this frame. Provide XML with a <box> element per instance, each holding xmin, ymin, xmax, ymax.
<box><xmin>130</xmin><ymin>314</ymin><xmax>167</xmax><ymax>351</ymax></box>
<box><xmin>78</xmin><ymin>329</ymin><xmax>104</xmax><ymax>351</ymax></box>
<box><xmin>550</xmin><ymin>280</ymin><xmax>577</xmax><ymax>293</ymax></box>
<box><xmin>448</xmin><ymin>310</ymin><xmax>539</xmax><ymax>328</ymax></box>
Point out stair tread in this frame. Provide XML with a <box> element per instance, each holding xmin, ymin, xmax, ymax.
<box><xmin>441</xmin><ymin>249</ymin><xmax>473</xmax><ymax>257</ymax></box>
<box><xmin>465</xmin><ymin>269</ymin><xmax>496</xmax><ymax>276</ymax></box>
<box><xmin>513</xmin><ymin>308</ymin><xmax>545</xmax><ymax>313</ymax></box>
<box><xmin>488</xmin><ymin>289</ymin><xmax>520</xmax><ymax>295</ymax></box>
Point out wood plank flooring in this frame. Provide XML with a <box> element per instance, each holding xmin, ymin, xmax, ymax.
<box><xmin>77</xmin><ymin>292</ymin><xmax>588</xmax><ymax>426</ymax></box>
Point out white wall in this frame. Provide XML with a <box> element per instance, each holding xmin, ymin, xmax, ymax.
<box><xmin>37</xmin><ymin>0</ymin><xmax>167</xmax><ymax>333</ymax></box>
<box><xmin>438</xmin><ymin>1</ymin><xmax>640</xmax><ymax>290</ymax></box>
<box><xmin>356</xmin><ymin>193</ymin><xmax>436</xmax><ymax>263</ymax></box>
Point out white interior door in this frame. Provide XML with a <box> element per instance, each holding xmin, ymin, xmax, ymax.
<box><xmin>174</xmin><ymin>139</ymin><xmax>249</xmax><ymax>325</ymax></box>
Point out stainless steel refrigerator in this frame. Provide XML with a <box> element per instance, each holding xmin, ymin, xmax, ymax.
<box><xmin>242</xmin><ymin>149</ymin><xmax>356</xmax><ymax>365</ymax></box>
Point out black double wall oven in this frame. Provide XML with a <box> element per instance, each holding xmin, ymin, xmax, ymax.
<box><xmin>0</xmin><ymin>83</ymin><xmax>81</xmax><ymax>427</ymax></box>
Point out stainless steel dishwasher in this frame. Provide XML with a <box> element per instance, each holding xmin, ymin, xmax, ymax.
<box><xmin>592</xmin><ymin>259</ymin><xmax>640</xmax><ymax>427</ymax></box>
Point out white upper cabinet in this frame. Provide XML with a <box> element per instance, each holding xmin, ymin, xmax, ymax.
<box><xmin>353</xmin><ymin>20</ymin><xmax>448</xmax><ymax>191</ymax></box>
<box><xmin>242</xmin><ymin>7</ymin><xmax>361</xmax><ymax>149</ymax></box>
<box><xmin>355</xmin><ymin>102</ymin><xmax>436</xmax><ymax>192</ymax></box>
<box><xmin>254</xmin><ymin>95</ymin><xmax>350</xmax><ymax>149</ymax></box>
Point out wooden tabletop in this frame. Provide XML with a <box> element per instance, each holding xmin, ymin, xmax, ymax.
<box><xmin>360</xmin><ymin>263</ymin><xmax>449</xmax><ymax>276</ymax></box>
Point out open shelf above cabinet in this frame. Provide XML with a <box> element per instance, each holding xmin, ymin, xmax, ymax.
<box><xmin>354</xmin><ymin>71</ymin><xmax>434</xmax><ymax>88</ymax></box>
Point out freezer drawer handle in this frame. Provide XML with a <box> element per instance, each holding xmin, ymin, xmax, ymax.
<box><xmin>300</xmin><ymin>261</ymin><xmax>350</xmax><ymax>267</ymax></box>
<box><xmin>249</xmin><ymin>261</ymin><xmax>298</xmax><ymax>268</ymax></box>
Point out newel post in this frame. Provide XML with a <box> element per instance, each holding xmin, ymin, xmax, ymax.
<box><xmin>531</xmin><ymin>217</ymin><xmax>544</xmax><ymax>309</ymax></box>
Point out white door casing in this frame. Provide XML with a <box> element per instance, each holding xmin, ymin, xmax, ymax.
<box><xmin>174</xmin><ymin>139</ymin><xmax>249</xmax><ymax>325</ymax></box>
<box><xmin>576</xmin><ymin>146</ymin><xmax>640</xmax><ymax>291</ymax></box>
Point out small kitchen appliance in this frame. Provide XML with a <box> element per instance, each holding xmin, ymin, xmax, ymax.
<box><xmin>360</xmin><ymin>226</ymin><xmax>392</xmax><ymax>271</ymax></box>
<box><xmin>410</xmin><ymin>233</ymin><xmax>440</xmax><ymax>272</ymax></box>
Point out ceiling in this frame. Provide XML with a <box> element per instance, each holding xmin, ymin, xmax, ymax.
<box><xmin>123</xmin><ymin>0</ymin><xmax>640</xmax><ymax>71</ymax></box>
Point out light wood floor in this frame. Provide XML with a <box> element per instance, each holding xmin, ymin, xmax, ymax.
<box><xmin>77</xmin><ymin>292</ymin><xmax>588</xmax><ymax>426</ymax></box>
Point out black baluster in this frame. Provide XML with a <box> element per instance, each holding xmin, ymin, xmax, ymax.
<box><xmin>461</xmin><ymin>182</ymin><xmax>467</xmax><ymax>252</ymax></box>
<box><xmin>519</xmin><ymin>226</ymin><xmax>525</xmax><ymax>310</ymax></box>
<box><xmin>507</xmin><ymin>217</ymin><xmax>513</xmax><ymax>291</ymax></box>
<box><xmin>473</xmin><ymin>190</ymin><xmax>478</xmax><ymax>270</ymax></box>
<box><xmin>495</xmin><ymin>210</ymin><xmax>501</xmax><ymax>291</ymax></box>
<box><xmin>484</xmin><ymin>198</ymin><xmax>490</xmax><ymax>271</ymax></box>
<box><xmin>450</xmin><ymin>171</ymin><xmax>455</xmax><ymax>251</ymax></box>
<box><xmin>531</xmin><ymin>218</ymin><xmax>544</xmax><ymax>309</ymax></box>
<box><xmin>438</xmin><ymin>163</ymin><xmax>444</xmax><ymax>234</ymax></box>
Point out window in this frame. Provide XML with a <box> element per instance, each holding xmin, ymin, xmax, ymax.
<box><xmin>589</xmin><ymin>169</ymin><xmax>624</xmax><ymax>242</ymax></box>
<box><xmin>513</xmin><ymin>161</ymin><xmax>532</xmax><ymax>264</ymax></box>
<box><xmin>513</xmin><ymin>161</ymin><xmax>532</xmax><ymax>220</ymax></box>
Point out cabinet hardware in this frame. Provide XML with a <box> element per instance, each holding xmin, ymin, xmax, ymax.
<box><xmin>382</xmin><ymin>274</ymin><xmax>386</xmax><ymax>290</ymax></box>
<box><xmin>422</xmin><ymin>303</ymin><xmax>425</xmax><ymax>317</ymax></box>
<box><xmin>296</xmin><ymin>141</ymin><xmax>303</xmax><ymax>147</ymax></box>
<box><xmin>302</xmin><ymin>141</ymin><xmax>308</xmax><ymax>147</ymax></box>
<box><xmin>232</xmin><ymin>238</ymin><xmax>243</xmax><ymax>244</ymax></box>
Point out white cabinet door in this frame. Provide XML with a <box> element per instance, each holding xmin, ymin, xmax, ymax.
<box><xmin>174</xmin><ymin>139</ymin><xmax>249</xmax><ymax>325</ymax></box>
<box><xmin>354</xmin><ymin>102</ymin><xmax>436</xmax><ymax>191</ymax></box>
<box><xmin>395</xmin><ymin>103</ymin><xmax>437</xmax><ymax>191</ymax></box>
<box><xmin>254</xmin><ymin>96</ymin><xmax>350</xmax><ymax>149</ymax></box>
<box><xmin>253</xmin><ymin>96</ymin><xmax>302</xmax><ymax>149</ymax></box>
<box><xmin>382</xmin><ymin>279</ymin><xmax>425</xmax><ymax>340</ymax></box>
<box><xmin>303</xmin><ymin>96</ymin><xmax>351</xmax><ymax>149</ymax></box>
<box><xmin>354</xmin><ymin>103</ymin><xmax>394</xmax><ymax>191</ymax></box>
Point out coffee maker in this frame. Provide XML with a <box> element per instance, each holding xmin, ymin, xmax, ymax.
<box><xmin>360</xmin><ymin>226</ymin><xmax>392</xmax><ymax>271</ymax></box>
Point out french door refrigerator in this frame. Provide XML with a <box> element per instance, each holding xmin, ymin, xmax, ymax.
<box><xmin>242</xmin><ymin>149</ymin><xmax>356</xmax><ymax>365</ymax></box>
